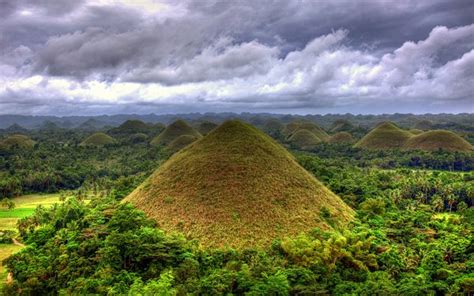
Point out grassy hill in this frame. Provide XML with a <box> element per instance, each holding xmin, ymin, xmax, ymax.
<box><xmin>355</xmin><ymin>122</ymin><xmax>412</xmax><ymax>150</ymax></box>
<box><xmin>80</xmin><ymin>132</ymin><xmax>116</xmax><ymax>147</ymax></box>
<box><xmin>196</xmin><ymin>121</ymin><xmax>218</xmax><ymax>135</ymax></box>
<box><xmin>329</xmin><ymin>132</ymin><xmax>355</xmax><ymax>144</ymax></box>
<box><xmin>0</xmin><ymin>134</ymin><xmax>35</xmax><ymax>150</ymax></box>
<box><xmin>150</xmin><ymin>120</ymin><xmax>202</xmax><ymax>146</ymax></box>
<box><xmin>283</xmin><ymin>121</ymin><xmax>330</xmax><ymax>141</ymax></box>
<box><xmin>288</xmin><ymin>129</ymin><xmax>322</xmax><ymax>150</ymax></box>
<box><xmin>167</xmin><ymin>135</ymin><xmax>200</xmax><ymax>152</ymax></box>
<box><xmin>405</xmin><ymin>130</ymin><xmax>473</xmax><ymax>152</ymax></box>
<box><xmin>414</xmin><ymin>120</ymin><xmax>433</xmax><ymax>130</ymax></box>
<box><xmin>124</xmin><ymin>120</ymin><xmax>353</xmax><ymax>249</ymax></box>
<box><xmin>330</xmin><ymin>119</ymin><xmax>354</xmax><ymax>133</ymax></box>
<box><xmin>409</xmin><ymin>129</ymin><xmax>423</xmax><ymax>135</ymax></box>
<box><xmin>108</xmin><ymin>119</ymin><xmax>152</xmax><ymax>137</ymax></box>
<box><xmin>128</xmin><ymin>133</ymin><xmax>149</xmax><ymax>144</ymax></box>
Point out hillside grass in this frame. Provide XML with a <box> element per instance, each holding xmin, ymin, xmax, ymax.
<box><xmin>288</xmin><ymin>129</ymin><xmax>322</xmax><ymax>150</ymax></box>
<box><xmin>405</xmin><ymin>130</ymin><xmax>473</xmax><ymax>152</ymax></box>
<box><xmin>167</xmin><ymin>135</ymin><xmax>199</xmax><ymax>153</ymax></box>
<box><xmin>80</xmin><ymin>132</ymin><xmax>116</xmax><ymax>146</ymax></box>
<box><xmin>151</xmin><ymin>120</ymin><xmax>202</xmax><ymax>146</ymax></box>
<box><xmin>0</xmin><ymin>134</ymin><xmax>35</xmax><ymax>150</ymax></box>
<box><xmin>284</xmin><ymin>121</ymin><xmax>330</xmax><ymax>141</ymax></box>
<box><xmin>125</xmin><ymin>120</ymin><xmax>353</xmax><ymax>249</ymax></box>
<box><xmin>355</xmin><ymin>122</ymin><xmax>413</xmax><ymax>150</ymax></box>
<box><xmin>329</xmin><ymin>131</ymin><xmax>355</xmax><ymax>144</ymax></box>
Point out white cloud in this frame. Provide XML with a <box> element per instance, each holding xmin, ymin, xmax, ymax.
<box><xmin>0</xmin><ymin>24</ymin><xmax>473</xmax><ymax>114</ymax></box>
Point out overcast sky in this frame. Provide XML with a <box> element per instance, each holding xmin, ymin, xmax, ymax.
<box><xmin>0</xmin><ymin>0</ymin><xmax>473</xmax><ymax>115</ymax></box>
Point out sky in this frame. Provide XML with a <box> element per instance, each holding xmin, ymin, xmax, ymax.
<box><xmin>0</xmin><ymin>0</ymin><xmax>473</xmax><ymax>115</ymax></box>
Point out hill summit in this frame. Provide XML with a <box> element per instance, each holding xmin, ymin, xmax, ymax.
<box><xmin>150</xmin><ymin>120</ymin><xmax>202</xmax><ymax>146</ymax></box>
<box><xmin>125</xmin><ymin>120</ymin><xmax>353</xmax><ymax>248</ymax></box>
<box><xmin>355</xmin><ymin>121</ymin><xmax>412</xmax><ymax>150</ymax></box>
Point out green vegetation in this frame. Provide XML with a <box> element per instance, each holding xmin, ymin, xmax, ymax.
<box><xmin>3</xmin><ymin>160</ymin><xmax>473</xmax><ymax>294</ymax></box>
<box><xmin>125</xmin><ymin>120</ymin><xmax>353</xmax><ymax>248</ymax></box>
<box><xmin>0</xmin><ymin>115</ymin><xmax>472</xmax><ymax>294</ymax></box>
<box><xmin>0</xmin><ymin>244</ymin><xmax>23</xmax><ymax>284</ymax></box>
<box><xmin>414</xmin><ymin>119</ymin><xmax>434</xmax><ymax>130</ymax></box>
<box><xmin>330</xmin><ymin>119</ymin><xmax>354</xmax><ymax>133</ymax></box>
<box><xmin>0</xmin><ymin>135</ymin><xmax>35</xmax><ymax>151</ymax></box>
<box><xmin>80</xmin><ymin>132</ymin><xmax>116</xmax><ymax>147</ymax></box>
<box><xmin>195</xmin><ymin>121</ymin><xmax>218</xmax><ymax>135</ymax></box>
<box><xmin>405</xmin><ymin>130</ymin><xmax>473</xmax><ymax>152</ymax></box>
<box><xmin>355</xmin><ymin>122</ymin><xmax>413</xmax><ymax>150</ymax></box>
<box><xmin>284</xmin><ymin>121</ymin><xmax>330</xmax><ymax>142</ymax></box>
<box><xmin>329</xmin><ymin>131</ymin><xmax>355</xmax><ymax>144</ymax></box>
<box><xmin>287</xmin><ymin>129</ymin><xmax>322</xmax><ymax>150</ymax></box>
<box><xmin>150</xmin><ymin>120</ymin><xmax>202</xmax><ymax>146</ymax></box>
<box><xmin>167</xmin><ymin>134</ymin><xmax>200</xmax><ymax>153</ymax></box>
<box><xmin>409</xmin><ymin>128</ymin><xmax>423</xmax><ymax>135</ymax></box>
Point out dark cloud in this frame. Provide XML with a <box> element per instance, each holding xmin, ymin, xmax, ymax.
<box><xmin>0</xmin><ymin>0</ymin><xmax>473</xmax><ymax>115</ymax></box>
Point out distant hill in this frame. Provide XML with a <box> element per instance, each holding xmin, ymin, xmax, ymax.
<box><xmin>5</xmin><ymin>124</ymin><xmax>28</xmax><ymax>134</ymax></box>
<box><xmin>284</xmin><ymin>121</ymin><xmax>330</xmax><ymax>142</ymax></box>
<box><xmin>0</xmin><ymin>134</ymin><xmax>36</xmax><ymax>150</ymax></box>
<box><xmin>330</xmin><ymin>119</ymin><xmax>354</xmax><ymax>133</ymax></box>
<box><xmin>128</xmin><ymin>133</ymin><xmax>149</xmax><ymax>144</ymax></box>
<box><xmin>355</xmin><ymin>122</ymin><xmax>413</xmax><ymax>150</ymax></box>
<box><xmin>150</xmin><ymin>120</ymin><xmax>202</xmax><ymax>146</ymax></box>
<box><xmin>288</xmin><ymin>129</ymin><xmax>322</xmax><ymax>150</ymax></box>
<box><xmin>414</xmin><ymin>120</ymin><xmax>434</xmax><ymax>130</ymax></box>
<box><xmin>108</xmin><ymin>119</ymin><xmax>152</xmax><ymax>137</ymax></box>
<box><xmin>124</xmin><ymin>120</ymin><xmax>353</xmax><ymax>248</ymax></box>
<box><xmin>405</xmin><ymin>130</ymin><xmax>473</xmax><ymax>152</ymax></box>
<box><xmin>195</xmin><ymin>121</ymin><xmax>218</xmax><ymax>135</ymax></box>
<box><xmin>167</xmin><ymin>134</ymin><xmax>200</xmax><ymax>152</ymax></box>
<box><xmin>77</xmin><ymin>119</ymin><xmax>108</xmax><ymax>131</ymax></box>
<box><xmin>329</xmin><ymin>132</ymin><xmax>355</xmax><ymax>144</ymax></box>
<box><xmin>80</xmin><ymin>132</ymin><xmax>116</xmax><ymax>147</ymax></box>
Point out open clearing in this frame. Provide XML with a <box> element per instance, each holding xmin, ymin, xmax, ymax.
<box><xmin>0</xmin><ymin>193</ymin><xmax>65</xmax><ymax>285</ymax></box>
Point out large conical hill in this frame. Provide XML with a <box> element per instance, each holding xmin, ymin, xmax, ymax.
<box><xmin>150</xmin><ymin>120</ymin><xmax>202</xmax><ymax>146</ymax></box>
<box><xmin>355</xmin><ymin>122</ymin><xmax>412</xmax><ymax>150</ymax></box>
<box><xmin>125</xmin><ymin>120</ymin><xmax>353</xmax><ymax>249</ymax></box>
<box><xmin>404</xmin><ymin>130</ymin><xmax>473</xmax><ymax>152</ymax></box>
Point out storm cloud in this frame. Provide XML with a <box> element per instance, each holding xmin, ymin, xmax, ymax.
<box><xmin>0</xmin><ymin>0</ymin><xmax>473</xmax><ymax>115</ymax></box>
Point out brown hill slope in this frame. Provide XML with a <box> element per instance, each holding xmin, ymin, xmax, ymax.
<box><xmin>355</xmin><ymin>122</ymin><xmax>412</xmax><ymax>150</ymax></box>
<box><xmin>124</xmin><ymin>120</ymin><xmax>353</xmax><ymax>249</ymax></box>
<box><xmin>150</xmin><ymin>120</ymin><xmax>201</xmax><ymax>146</ymax></box>
<box><xmin>329</xmin><ymin>132</ymin><xmax>355</xmax><ymax>144</ymax></box>
<box><xmin>404</xmin><ymin>130</ymin><xmax>473</xmax><ymax>152</ymax></box>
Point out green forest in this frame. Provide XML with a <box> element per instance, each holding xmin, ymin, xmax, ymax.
<box><xmin>0</xmin><ymin>115</ymin><xmax>473</xmax><ymax>295</ymax></box>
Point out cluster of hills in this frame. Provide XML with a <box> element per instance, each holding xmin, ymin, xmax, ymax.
<box><xmin>0</xmin><ymin>116</ymin><xmax>472</xmax><ymax>249</ymax></box>
<box><xmin>1</xmin><ymin>116</ymin><xmax>472</xmax><ymax>153</ymax></box>
<box><xmin>355</xmin><ymin>122</ymin><xmax>472</xmax><ymax>152</ymax></box>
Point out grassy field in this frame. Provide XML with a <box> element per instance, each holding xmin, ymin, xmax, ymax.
<box><xmin>0</xmin><ymin>193</ymin><xmax>61</xmax><ymax>230</ymax></box>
